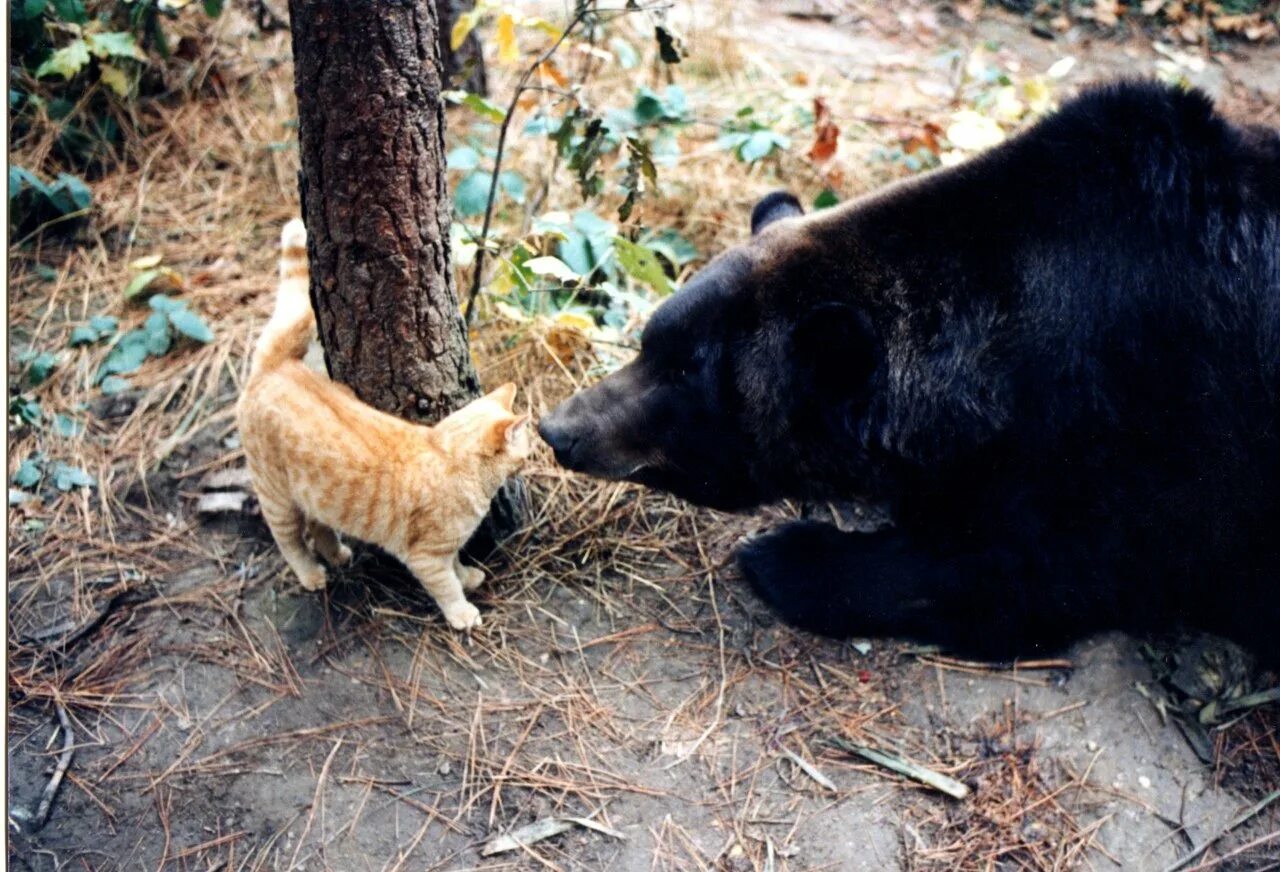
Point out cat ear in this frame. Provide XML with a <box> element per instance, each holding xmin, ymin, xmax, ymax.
<box><xmin>484</xmin><ymin>414</ymin><xmax>531</xmax><ymax>454</ymax></box>
<box><xmin>484</xmin><ymin>382</ymin><xmax>518</xmax><ymax>412</ymax></box>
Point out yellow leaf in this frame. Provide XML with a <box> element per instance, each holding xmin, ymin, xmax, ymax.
<box><xmin>496</xmin><ymin>12</ymin><xmax>518</xmax><ymax>64</ymax></box>
<box><xmin>525</xmin><ymin>17</ymin><xmax>563</xmax><ymax>39</ymax></box>
<box><xmin>991</xmin><ymin>86</ymin><xmax>1025</xmax><ymax>124</ymax></box>
<box><xmin>98</xmin><ymin>63</ymin><xmax>129</xmax><ymax>97</ymax></box>
<box><xmin>450</xmin><ymin>11</ymin><xmax>477</xmax><ymax>51</ymax></box>
<box><xmin>554</xmin><ymin>311</ymin><xmax>594</xmax><ymax>332</ymax></box>
<box><xmin>1023</xmin><ymin>77</ymin><xmax>1053</xmax><ymax>114</ymax></box>
<box><xmin>129</xmin><ymin>253</ymin><xmax>163</xmax><ymax>270</ymax></box>
<box><xmin>945</xmin><ymin>111</ymin><xmax>1005</xmax><ymax>152</ymax></box>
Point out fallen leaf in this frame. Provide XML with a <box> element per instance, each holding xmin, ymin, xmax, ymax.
<box><xmin>945</xmin><ymin>110</ymin><xmax>1005</xmax><ymax>151</ymax></box>
<box><xmin>1046</xmin><ymin>56</ymin><xmax>1077</xmax><ymax>79</ymax></box>
<box><xmin>807</xmin><ymin>97</ymin><xmax>840</xmax><ymax>163</ymax></box>
<box><xmin>482</xmin><ymin>817</ymin><xmax>625</xmax><ymax>857</ymax></box>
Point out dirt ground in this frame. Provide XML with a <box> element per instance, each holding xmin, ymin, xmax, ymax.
<box><xmin>8</xmin><ymin>1</ymin><xmax>1280</xmax><ymax>869</ymax></box>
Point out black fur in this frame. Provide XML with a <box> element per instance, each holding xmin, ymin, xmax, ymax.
<box><xmin>539</xmin><ymin>82</ymin><xmax>1280</xmax><ymax>662</ymax></box>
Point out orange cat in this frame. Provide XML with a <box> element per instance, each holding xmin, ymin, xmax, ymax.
<box><xmin>236</xmin><ymin>218</ymin><xmax>530</xmax><ymax>630</ymax></box>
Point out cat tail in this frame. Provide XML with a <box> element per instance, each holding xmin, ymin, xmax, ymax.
<box><xmin>250</xmin><ymin>218</ymin><xmax>315</xmax><ymax>377</ymax></box>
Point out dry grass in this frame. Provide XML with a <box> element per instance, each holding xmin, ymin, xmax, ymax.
<box><xmin>8</xmin><ymin>1</ymin><xmax>1280</xmax><ymax>870</ymax></box>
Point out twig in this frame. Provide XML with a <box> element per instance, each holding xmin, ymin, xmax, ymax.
<box><xmin>828</xmin><ymin>737</ymin><xmax>970</xmax><ymax>800</ymax></box>
<box><xmin>1162</xmin><ymin>790</ymin><xmax>1280</xmax><ymax>872</ymax></box>
<box><xmin>778</xmin><ymin>749</ymin><xmax>836</xmax><ymax>792</ymax></box>
<box><xmin>464</xmin><ymin>4</ymin><xmax>595</xmax><ymax>326</ymax></box>
<box><xmin>26</xmin><ymin>704</ymin><xmax>75</xmax><ymax>832</ymax></box>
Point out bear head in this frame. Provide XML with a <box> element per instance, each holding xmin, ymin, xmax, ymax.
<box><xmin>538</xmin><ymin>191</ymin><xmax>889</xmax><ymax>511</ymax></box>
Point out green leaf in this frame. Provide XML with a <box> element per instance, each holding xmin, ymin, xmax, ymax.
<box><xmin>144</xmin><ymin>311</ymin><xmax>173</xmax><ymax>354</ymax></box>
<box><xmin>13</xmin><ymin>457</ymin><xmax>43</xmax><ymax>488</ymax></box>
<box><xmin>443</xmin><ymin>90</ymin><xmax>506</xmax><ymax>122</ymax></box>
<box><xmin>124</xmin><ymin>269</ymin><xmax>162</xmax><ymax>299</ymax></box>
<box><xmin>655</xmin><ymin>26</ymin><xmax>681</xmax><ymax>64</ymax></box>
<box><xmin>10</xmin><ymin>166</ymin><xmax>45</xmax><ymax>200</ymax></box>
<box><xmin>813</xmin><ymin>189</ymin><xmax>840</xmax><ymax>209</ymax></box>
<box><xmin>48</xmin><ymin>173</ymin><xmax>91</xmax><ymax>212</ymax></box>
<box><xmin>21</xmin><ymin>0</ymin><xmax>46</xmax><ymax>18</ymax></box>
<box><xmin>613</xmin><ymin>237</ymin><xmax>673</xmax><ymax>295</ymax></box>
<box><xmin>643</xmin><ymin>228</ymin><xmax>698</xmax><ymax>267</ymax></box>
<box><xmin>454</xmin><ymin>171</ymin><xmax>491</xmax><ymax>218</ymax></box>
<box><xmin>740</xmin><ymin>130</ymin><xmax>789</xmax><ymax>163</ymax></box>
<box><xmin>523</xmin><ymin>256</ymin><xmax>580</xmax><ymax>284</ymax></box>
<box><xmin>447</xmin><ymin>146</ymin><xmax>480</xmax><ymax>171</ymax></box>
<box><xmin>89</xmin><ymin>314</ymin><xmax>119</xmax><ymax>333</ymax></box>
<box><xmin>35</xmin><ymin>40</ymin><xmax>91</xmax><ymax>80</ymax></box>
<box><xmin>22</xmin><ymin>350</ymin><xmax>60</xmax><ymax>385</ymax></box>
<box><xmin>498</xmin><ymin>171</ymin><xmax>527</xmax><ymax>204</ymax></box>
<box><xmin>69</xmin><ymin>326</ymin><xmax>98</xmax><ymax>346</ymax></box>
<box><xmin>53</xmin><ymin>413</ymin><xmax>84</xmax><ymax>438</ymax></box>
<box><xmin>10</xmin><ymin>489</ymin><xmax>33</xmax><ymax>506</ymax></box>
<box><xmin>97</xmin><ymin>330</ymin><xmax>152</xmax><ymax>381</ymax></box>
<box><xmin>51</xmin><ymin>462</ymin><xmax>95</xmax><ymax>491</ymax></box>
<box><xmin>100</xmin><ymin>375</ymin><xmax>131</xmax><ymax>395</ymax></box>
<box><xmin>86</xmin><ymin>31</ymin><xmax>147</xmax><ymax>61</ymax></box>
<box><xmin>147</xmin><ymin>293</ymin><xmax>182</xmax><ymax>313</ymax></box>
<box><xmin>203</xmin><ymin>0</ymin><xmax>224</xmax><ymax>16</ymax></box>
<box><xmin>715</xmin><ymin>131</ymin><xmax>751</xmax><ymax>152</ymax></box>
<box><xmin>168</xmin><ymin>307</ymin><xmax>215</xmax><ymax>343</ymax></box>
<box><xmin>610</xmin><ymin>37</ymin><xmax>639</xmax><ymax>70</ymax></box>
<box><xmin>10</xmin><ymin>395</ymin><xmax>43</xmax><ymax>426</ymax></box>
<box><xmin>50</xmin><ymin>0</ymin><xmax>86</xmax><ymax>23</ymax></box>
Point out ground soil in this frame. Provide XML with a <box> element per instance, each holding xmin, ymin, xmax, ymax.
<box><xmin>8</xmin><ymin>1</ymin><xmax>1279</xmax><ymax>870</ymax></box>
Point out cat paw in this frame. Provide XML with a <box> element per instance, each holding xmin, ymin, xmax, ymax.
<box><xmin>334</xmin><ymin>543</ymin><xmax>354</xmax><ymax>566</ymax></box>
<box><xmin>297</xmin><ymin>567</ymin><xmax>328</xmax><ymax>591</ymax></box>
<box><xmin>459</xmin><ymin>565</ymin><xmax>485</xmax><ymax>592</ymax></box>
<box><xmin>443</xmin><ymin>601</ymin><xmax>482</xmax><ymax>631</ymax></box>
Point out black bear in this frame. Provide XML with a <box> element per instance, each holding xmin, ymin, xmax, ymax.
<box><xmin>538</xmin><ymin>81</ymin><xmax>1280</xmax><ymax>662</ymax></box>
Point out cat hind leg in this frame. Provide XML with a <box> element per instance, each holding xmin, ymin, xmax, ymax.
<box><xmin>307</xmin><ymin>519</ymin><xmax>353</xmax><ymax>567</ymax></box>
<box><xmin>261</xmin><ymin>500</ymin><xmax>327</xmax><ymax>591</ymax></box>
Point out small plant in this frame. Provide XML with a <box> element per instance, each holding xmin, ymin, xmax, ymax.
<box><xmin>94</xmin><ymin>294</ymin><xmax>214</xmax><ymax>391</ymax></box>
<box><xmin>9</xmin><ymin>165</ymin><xmax>92</xmax><ymax>237</ymax></box>
<box><xmin>10</xmin><ymin>0</ymin><xmax>226</xmax><ymax>178</ymax></box>
<box><xmin>447</xmin><ymin>143</ymin><xmax>527</xmax><ymax>218</ymax></box>
<box><xmin>716</xmin><ymin>108</ymin><xmax>791</xmax><ymax>164</ymax></box>
<box><xmin>9</xmin><ymin>452</ymin><xmax>95</xmax><ymax>505</ymax></box>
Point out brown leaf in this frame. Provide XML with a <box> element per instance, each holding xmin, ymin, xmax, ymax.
<box><xmin>536</xmin><ymin>59</ymin><xmax>569</xmax><ymax>88</ymax></box>
<box><xmin>807</xmin><ymin>97</ymin><xmax>839</xmax><ymax>163</ymax></box>
<box><xmin>900</xmin><ymin>121</ymin><xmax>942</xmax><ymax>155</ymax></box>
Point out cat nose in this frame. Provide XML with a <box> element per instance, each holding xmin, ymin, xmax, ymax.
<box><xmin>537</xmin><ymin>415</ymin><xmax>579</xmax><ymax>466</ymax></box>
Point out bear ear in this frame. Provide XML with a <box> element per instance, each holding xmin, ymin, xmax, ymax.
<box><xmin>751</xmin><ymin>191</ymin><xmax>803</xmax><ymax>235</ymax></box>
<box><xmin>791</xmin><ymin>303</ymin><xmax>878</xmax><ymax>399</ymax></box>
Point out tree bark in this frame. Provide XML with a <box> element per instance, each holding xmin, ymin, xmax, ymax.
<box><xmin>288</xmin><ymin>0</ymin><xmax>525</xmax><ymax>554</ymax></box>
<box><xmin>435</xmin><ymin>0</ymin><xmax>488</xmax><ymax>95</ymax></box>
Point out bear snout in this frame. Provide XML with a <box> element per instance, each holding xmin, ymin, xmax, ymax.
<box><xmin>536</xmin><ymin>413</ymin><xmax>580</xmax><ymax>468</ymax></box>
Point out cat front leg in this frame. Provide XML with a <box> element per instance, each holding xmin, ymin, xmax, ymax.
<box><xmin>454</xmin><ymin>555</ymin><xmax>485</xmax><ymax>592</ymax></box>
<box><xmin>261</xmin><ymin>500</ymin><xmax>327</xmax><ymax>591</ymax></box>
<box><xmin>405</xmin><ymin>551</ymin><xmax>482</xmax><ymax>631</ymax></box>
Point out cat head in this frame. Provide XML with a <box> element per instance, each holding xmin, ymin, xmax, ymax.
<box><xmin>442</xmin><ymin>382</ymin><xmax>532</xmax><ymax>466</ymax></box>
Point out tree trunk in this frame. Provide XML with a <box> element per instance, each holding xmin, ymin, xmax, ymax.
<box><xmin>288</xmin><ymin>0</ymin><xmax>525</xmax><ymax>555</ymax></box>
<box><xmin>435</xmin><ymin>0</ymin><xmax>488</xmax><ymax>95</ymax></box>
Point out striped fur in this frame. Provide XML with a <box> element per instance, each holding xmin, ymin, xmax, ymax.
<box><xmin>236</xmin><ymin>219</ymin><xmax>531</xmax><ymax>630</ymax></box>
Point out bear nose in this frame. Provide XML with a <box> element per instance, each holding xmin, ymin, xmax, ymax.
<box><xmin>537</xmin><ymin>415</ymin><xmax>579</xmax><ymax>466</ymax></box>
